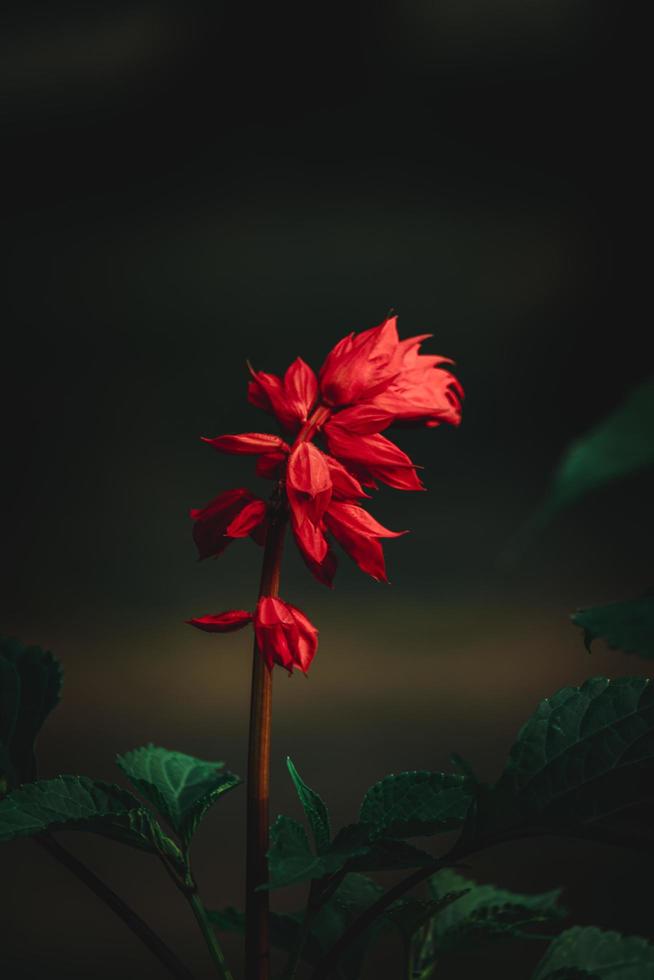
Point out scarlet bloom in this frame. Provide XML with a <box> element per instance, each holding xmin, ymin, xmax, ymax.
<box><xmin>362</xmin><ymin>334</ymin><xmax>464</xmax><ymax>428</ymax></box>
<box><xmin>191</xmin><ymin>488</ymin><xmax>267</xmax><ymax>560</ymax></box>
<box><xmin>253</xmin><ymin>597</ymin><xmax>318</xmax><ymax>673</ymax></box>
<box><xmin>319</xmin><ymin>316</ymin><xmax>402</xmax><ymax>408</ymax></box>
<box><xmin>187</xmin><ymin>597</ymin><xmax>318</xmax><ymax>674</ymax></box>
<box><xmin>248</xmin><ymin>357</ymin><xmax>318</xmax><ymax>434</ymax></box>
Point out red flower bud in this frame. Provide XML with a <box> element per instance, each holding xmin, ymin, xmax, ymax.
<box><xmin>248</xmin><ymin>358</ymin><xmax>318</xmax><ymax>433</ymax></box>
<box><xmin>187</xmin><ymin>609</ymin><xmax>253</xmax><ymax>632</ymax></box>
<box><xmin>319</xmin><ymin>316</ymin><xmax>402</xmax><ymax>407</ymax></box>
<box><xmin>202</xmin><ymin>433</ymin><xmax>290</xmax><ymax>455</ymax></box>
<box><xmin>191</xmin><ymin>488</ymin><xmax>266</xmax><ymax>560</ymax></box>
<box><xmin>324</xmin><ymin>500</ymin><xmax>406</xmax><ymax>582</ymax></box>
<box><xmin>254</xmin><ymin>597</ymin><xmax>318</xmax><ymax>674</ymax></box>
<box><xmin>323</xmin><ymin>423</ymin><xmax>425</xmax><ymax>491</ymax></box>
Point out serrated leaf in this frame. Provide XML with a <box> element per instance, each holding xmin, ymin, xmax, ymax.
<box><xmin>0</xmin><ymin>774</ymin><xmax>179</xmax><ymax>859</ymax></box>
<box><xmin>426</xmin><ymin>869</ymin><xmax>564</xmax><ymax>954</ymax></box>
<box><xmin>210</xmin><ymin>875</ymin><xmax>386</xmax><ymax>977</ymax></box>
<box><xmin>311</xmin><ymin>874</ymin><xmax>386</xmax><ymax>980</ymax></box>
<box><xmin>500</xmin><ymin>676</ymin><xmax>654</xmax><ymax>827</ymax></box>
<box><xmin>287</xmin><ymin>757</ymin><xmax>331</xmax><ymax>853</ymax></box>
<box><xmin>0</xmin><ymin>636</ymin><xmax>63</xmax><ymax>786</ymax></box>
<box><xmin>533</xmin><ymin>926</ymin><xmax>654</xmax><ymax>980</ymax></box>
<box><xmin>385</xmin><ymin>891</ymin><xmax>467</xmax><ymax>943</ymax></box>
<box><xmin>267</xmin><ymin>815</ymin><xmax>324</xmax><ymax>888</ymax></box>
<box><xmin>538</xmin><ymin>379</ymin><xmax>654</xmax><ymax>525</ymax></box>
<box><xmin>116</xmin><ymin>744</ymin><xmax>240</xmax><ymax>848</ymax></box>
<box><xmin>466</xmin><ymin>677</ymin><xmax>654</xmax><ymax>844</ymax></box>
<box><xmin>266</xmin><ymin>816</ymin><xmax>370</xmax><ymax>890</ymax></box>
<box><xmin>572</xmin><ymin>595</ymin><xmax>654</xmax><ymax>659</ymax></box>
<box><xmin>347</xmin><ymin>836</ymin><xmax>436</xmax><ymax>873</ymax></box>
<box><xmin>359</xmin><ymin>771</ymin><xmax>473</xmax><ymax>838</ymax></box>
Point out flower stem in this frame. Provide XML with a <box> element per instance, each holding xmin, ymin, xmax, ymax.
<box><xmin>187</xmin><ymin>892</ymin><xmax>234</xmax><ymax>980</ymax></box>
<box><xmin>245</xmin><ymin>489</ymin><xmax>288</xmax><ymax>980</ymax></box>
<box><xmin>35</xmin><ymin>833</ymin><xmax>194</xmax><ymax>980</ymax></box>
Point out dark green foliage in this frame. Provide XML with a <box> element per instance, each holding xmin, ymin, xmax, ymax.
<box><xmin>572</xmin><ymin>596</ymin><xmax>654</xmax><ymax>659</ymax></box>
<box><xmin>0</xmin><ymin>636</ymin><xmax>63</xmax><ymax>787</ymax></box>
<box><xmin>266</xmin><ymin>815</ymin><xmax>370</xmax><ymax>889</ymax></box>
<box><xmin>116</xmin><ymin>744</ymin><xmax>240</xmax><ymax>849</ymax></box>
<box><xmin>214</xmin><ymin>874</ymin><xmax>384</xmax><ymax>979</ymax></box>
<box><xmin>467</xmin><ymin>677</ymin><xmax>654</xmax><ymax>841</ymax></box>
<box><xmin>532</xmin><ymin>926</ymin><xmax>654</xmax><ymax>979</ymax></box>
<box><xmin>0</xmin><ymin>774</ymin><xmax>182</xmax><ymax>862</ymax></box>
<box><xmin>359</xmin><ymin>771</ymin><xmax>473</xmax><ymax>838</ymax></box>
<box><xmin>537</xmin><ymin>379</ymin><xmax>654</xmax><ymax>525</ymax></box>
<box><xmin>426</xmin><ymin>869</ymin><xmax>564</xmax><ymax>953</ymax></box>
<box><xmin>287</xmin><ymin>757</ymin><xmax>331</xmax><ymax>852</ymax></box>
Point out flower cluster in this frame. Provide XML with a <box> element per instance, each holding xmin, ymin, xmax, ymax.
<box><xmin>188</xmin><ymin>316</ymin><xmax>463</xmax><ymax>673</ymax></box>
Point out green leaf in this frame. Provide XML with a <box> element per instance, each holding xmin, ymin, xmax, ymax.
<box><xmin>385</xmin><ymin>891</ymin><xmax>467</xmax><ymax>944</ymax></box>
<box><xmin>310</xmin><ymin>874</ymin><xmax>385</xmax><ymax>980</ymax></box>
<box><xmin>287</xmin><ymin>757</ymin><xmax>331</xmax><ymax>853</ymax></box>
<box><xmin>572</xmin><ymin>595</ymin><xmax>654</xmax><ymax>659</ymax></box>
<box><xmin>210</xmin><ymin>875</ymin><xmax>386</xmax><ymax>977</ymax></box>
<box><xmin>468</xmin><ymin>677</ymin><xmax>654</xmax><ymax>842</ymax></box>
<box><xmin>0</xmin><ymin>636</ymin><xmax>63</xmax><ymax>786</ymax></box>
<box><xmin>116</xmin><ymin>744</ymin><xmax>240</xmax><ymax>848</ymax></box>
<box><xmin>347</xmin><ymin>836</ymin><xmax>436</xmax><ymax>873</ymax></box>
<box><xmin>538</xmin><ymin>379</ymin><xmax>654</xmax><ymax>524</ymax></box>
<box><xmin>266</xmin><ymin>816</ymin><xmax>370</xmax><ymax>890</ymax></box>
<box><xmin>359</xmin><ymin>771</ymin><xmax>473</xmax><ymax>838</ymax></box>
<box><xmin>208</xmin><ymin>906</ymin><xmax>303</xmax><ymax>954</ymax></box>
<box><xmin>500</xmin><ymin>676</ymin><xmax>654</xmax><ymax>827</ymax></box>
<box><xmin>0</xmin><ymin>775</ymin><xmax>180</xmax><ymax>859</ymax></box>
<box><xmin>426</xmin><ymin>869</ymin><xmax>564</xmax><ymax>954</ymax></box>
<box><xmin>266</xmin><ymin>815</ymin><xmax>324</xmax><ymax>889</ymax></box>
<box><xmin>532</xmin><ymin>926</ymin><xmax>654</xmax><ymax>979</ymax></box>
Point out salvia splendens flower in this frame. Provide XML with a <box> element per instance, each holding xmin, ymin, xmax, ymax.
<box><xmin>188</xmin><ymin>598</ymin><xmax>318</xmax><ymax>674</ymax></box>
<box><xmin>188</xmin><ymin>314</ymin><xmax>463</xmax><ymax>673</ymax></box>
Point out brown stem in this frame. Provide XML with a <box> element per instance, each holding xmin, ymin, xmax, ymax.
<box><xmin>245</xmin><ymin>494</ymin><xmax>288</xmax><ymax>980</ymax></box>
<box><xmin>35</xmin><ymin>833</ymin><xmax>194</xmax><ymax>980</ymax></box>
<box><xmin>245</xmin><ymin>403</ymin><xmax>332</xmax><ymax>980</ymax></box>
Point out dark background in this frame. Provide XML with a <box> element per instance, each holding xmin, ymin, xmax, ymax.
<box><xmin>1</xmin><ymin>3</ymin><xmax>652</xmax><ymax>978</ymax></box>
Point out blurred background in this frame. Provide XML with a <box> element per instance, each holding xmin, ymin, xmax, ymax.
<box><xmin>1</xmin><ymin>3</ymin><xmax>652</xmax><ymax>977</ymax></box>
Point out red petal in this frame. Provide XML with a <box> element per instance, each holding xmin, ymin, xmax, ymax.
<box><xmin>324</xmin><ymin>455</ymin><xmax>368</xmax><ymax>499</ymax></box>
<box><xmin>191</xmin><ymin>487</ymin><xmax>257</xmax><ymax>560</ymax></box>
<box><xmin>330</xmin><ymin>404</ymin><xmax>393</xmax><ymax>435</ymax></box>
<box><xmin>284</xmin><ymin>357</ymin><xmax>318</xmax><ymax>418</ymax></box>
<box><xmin>319</xmin><ymin>316</ymin><xmax>401</xmax><ymax>407</ymax></box>
<box><xmin>225</xmin><ymin>498</ymin><xmax>267</xmax><ymax>537</ymax></box>
<box><xmin>291</xmin><ymin>513</ymin><xmax>329</xmax><ymax>564</ymax></box>
<box><xmin>187</xmin><ymin>610</ymin><xmax>253</xmax><ymax>632</ymax></box>
<box><xmin>256</xmin><ymin>451</ymin><xmax>286</xmax><ymax>480</ymax></box>
<box><xmin>254</xmin><ymin>597</ymin><xmax>318</xmax><ymax>674</ymax></box>
<box><xmin>324</xmin><ymin>425</ymin><xmax>424</xmax><ymax>489</ymax></box>
<box><xmin>287</xmin><ymin>443</ymin><xmax>333</xmax><ymax>525</ymax></box>
<box><xmin>326</xmin><ymin>500</ymin><xmax>406</xmax><ymax>538</ymax></box>
<box><xmin>202</xmin><ymin>433</ymin><xmax>290</xmax><ymax>455</ymax></box>
<box><xmin>324</xmin><ymin>511</ymin><xmax>390</xmax><ymax>582</ymax></box>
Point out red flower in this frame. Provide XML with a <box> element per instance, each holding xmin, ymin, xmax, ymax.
<box><xmin>187</xmin><ymin>609</ymin><xmax>253</xmax><ymax>632</ymax></box>
<box><xmin>248</xmin><ymin>357</ymin><xmax>318</xmax><ymax>434</ymax></box>
<box><xmin>191</xmin><ymin>488</ymin><xmax>267</xmax><ymax>560</ymax></box>
<box><xmin>323</xmin><ymin>422</ymin><xmax>425</xmax><ymax>491</ymax></box>
<box><xmin>254</xmin><ymin>597</ymin><xmax>318</xmax><ymax>673</ymax></box>
<box><xmin>187</xmin><ymin>598</ymin><xmax>318</xmax><ymax>674</ymax></box>
<box><xmin>324</xmin><ymin>500</ymin><xmax>406</xmax><ymax>583</ymax></box>
<box><xmin>362</xmin><ymin>334</ymin><xmax>464</xmax><ymax>428</ymax></box>
<box><xmin>319</xmin><ymin>316</ymin><xmax>402</xmax><ymax>408</ymax></box>
<box><xmin>286</xmin><ymin>443</ymin><xmax>333</xmax><ymax>565</ymax></box>
<box><xmin>203</xmin><ymin>433</ymin><xmax>290</xmax><ymax>455</ymax></box>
